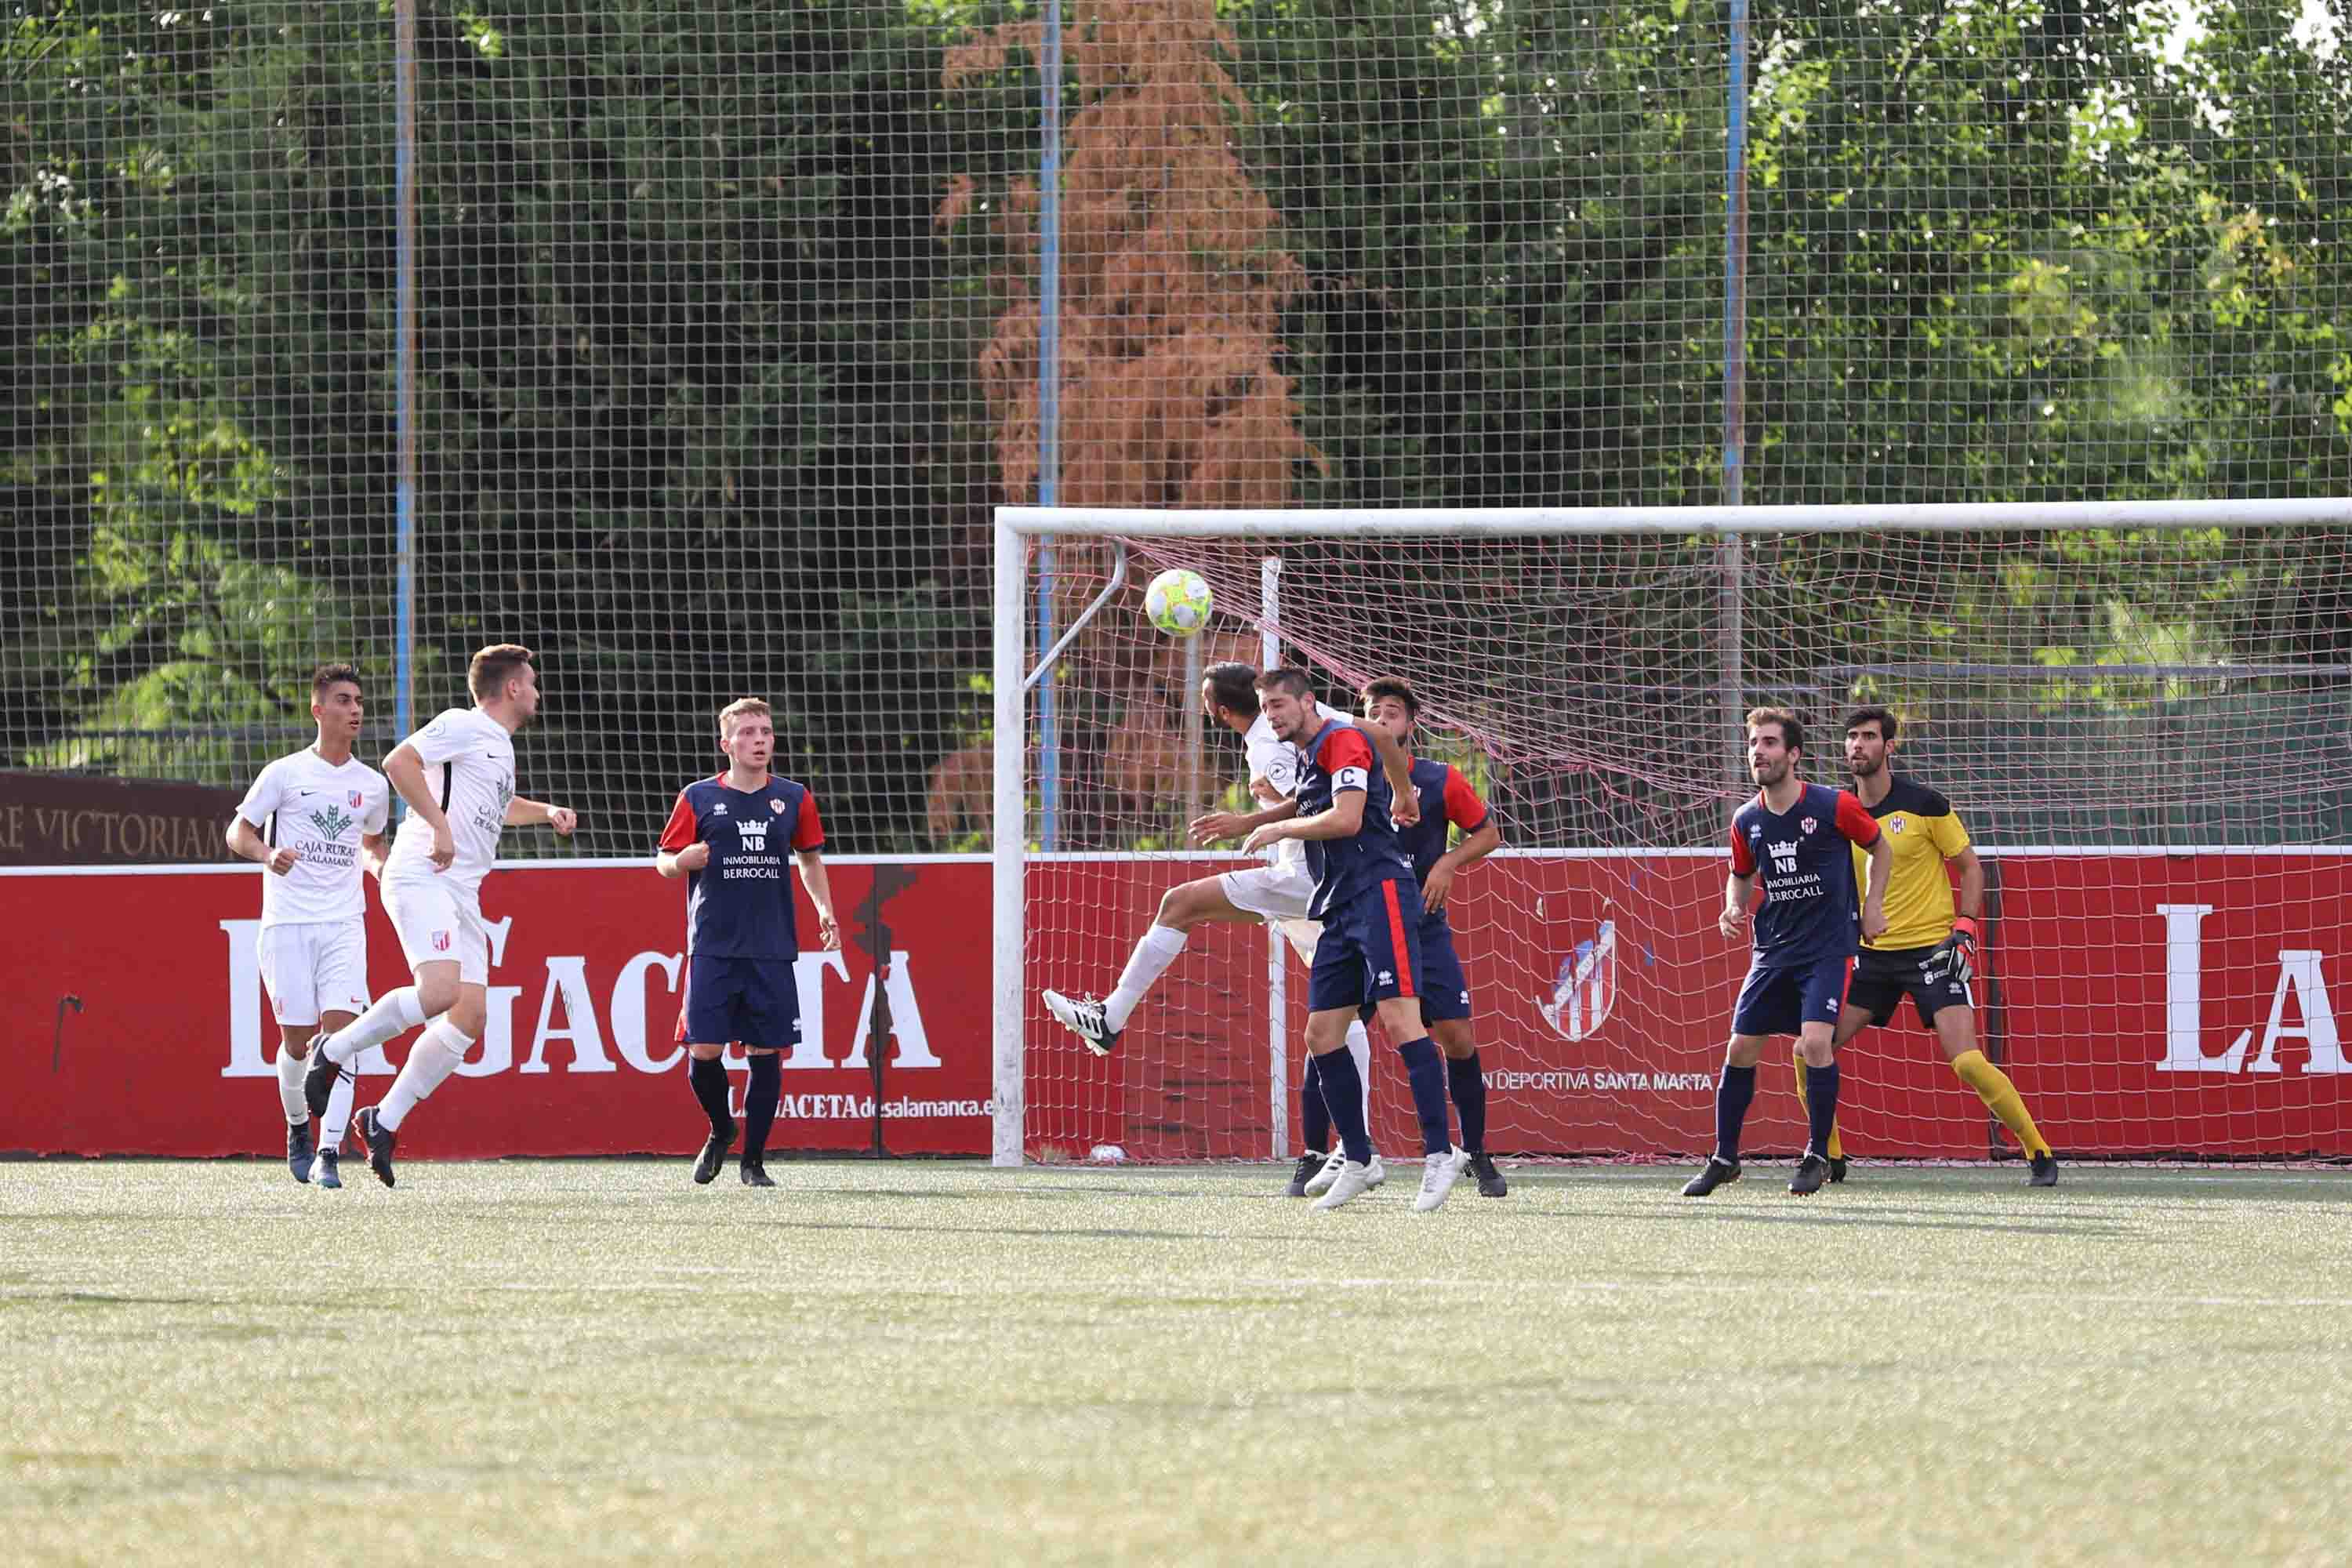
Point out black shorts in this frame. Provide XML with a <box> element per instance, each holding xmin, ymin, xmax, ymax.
<box><xmin>1847</xmin><ymin>942</ymin><xmax>1972</xmax><ymax>1029</ymax></box>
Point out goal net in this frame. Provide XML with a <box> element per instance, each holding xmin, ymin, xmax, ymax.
<box><xmin>994</xmin><ymin>507</ymin><xmax>2352</xmax><ymax>1166</ymax></box>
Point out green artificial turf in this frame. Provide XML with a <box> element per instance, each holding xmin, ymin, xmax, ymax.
<box><xmin>4</xmin><ymin>1160</ymin><xmax>2347</xmax><ymax>1566</ymax></box>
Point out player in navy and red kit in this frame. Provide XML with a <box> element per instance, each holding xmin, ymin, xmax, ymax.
<box><xmin>1358</xmin><ymin>677</ymin><xmax>1505</xmax><ymax>1210</ymax></box>
<box><xmin>657</xmin><ymin>698</ymin><xmax>840</xmax><ymax>1188</ymax></box>
<box><xmin>1241</xmin><ymin>669</ymin><xmax>1442</xmax><ymax>1212</ymax></box>
<box><xmin>1683</xmin><ymin>706</ymin><xmax>1891</xmax><ymax>1198</ymax></box>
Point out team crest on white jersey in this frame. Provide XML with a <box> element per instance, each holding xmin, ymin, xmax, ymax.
<box><xmin>1540</xmin><ymin>920</ymin><xmax>1617</xmax><ymax>1042</ymax></box>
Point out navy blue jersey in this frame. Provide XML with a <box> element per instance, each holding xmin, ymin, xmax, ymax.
<box><xmin>659</xmin><ymin>775</ymin><xmax>825</xmax><ymax>959</ymax></box>
<box><xmin>1294</xmin><ymin>717</ymin><xmax>1416</xmax><ymax>920</ymax></box>
<box><xmin>1729</xmin><ymin>782</ymin><xmax>1882</xmax><ymax>969</ymax></box>
<box><xmin>1393</xmin><ymin>757</ymin><xmax>1492</xmax><ymax>884</ymax></box>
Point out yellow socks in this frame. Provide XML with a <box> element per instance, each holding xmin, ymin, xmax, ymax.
<box><xmin>1951</xmin><ymin>1048</ymin><xmax>2051</xmax><ymax>1159</ymax></box>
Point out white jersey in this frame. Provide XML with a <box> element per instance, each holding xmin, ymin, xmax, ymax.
<box><xmin>384</xmin><ymin>706</ymin><xmax>518</xmax><ymax>898</ymax></box>
<box><xmin>1243</xmin><ymin>701</ymin><xmax>1355</xmax><ymax>870</ymax></box>
<box><xmin>233</xmin><ymin>749</ymin><xmax>391</xmax><ymax>928</ymax></box>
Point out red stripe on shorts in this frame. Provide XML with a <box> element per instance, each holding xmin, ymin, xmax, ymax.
<box><xmin>1381</xmin><ymin>881</ymin><xmax>1416</xmax><ymax>997</ymax></box>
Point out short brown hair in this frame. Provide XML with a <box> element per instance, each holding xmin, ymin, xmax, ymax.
<box><xmin>311</xmin><ymin>662</ymin><xmax>363</xmax><ymax>699</ymax></box>
<box><xmin>1843</xmin><ymin>704</ymin><xmax>1899</xmax><ymax>744</ymax></box>
<box><xmin>1252</xmin><ymin>667</ymin><xmax>1316</xmax><ymax>702</ymax></box>
<box><xmin>1203</xmin><ymin>662</ymin><xmax>1261</xmax><ymax>718</ymax></box>
<box><xmin>1746</xmin><ymin>705</ymin><xmax>1804</xmax><ymax>754</ymax></box>
<box><xmin>1359</xmin><ymin>677</ymin><xmax>1419</xmax><ymax>722</ymax></box>
<box><xmin>467</xmin><ymin>643</ymin><xmax>535</xmax><ymax>702</ymax></box>
<box><xmin>717</xmin><ymin>697</ymin><xmax>773</xmax><ymax>740</ymax></box>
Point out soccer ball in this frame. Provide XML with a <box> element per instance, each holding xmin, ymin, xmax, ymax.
<box><xmin>1143</xmin><ymin>568</ymin><xmax>1214</xmax><ymax>637</ymax></box>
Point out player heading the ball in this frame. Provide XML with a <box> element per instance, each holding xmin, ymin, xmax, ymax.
<box><xmin>1045</xmin><ymin>663</ymin><xmax>1416</xmax><ymax>1100</ymax></box>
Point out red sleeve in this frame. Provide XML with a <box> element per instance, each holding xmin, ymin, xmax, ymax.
<box><xmin>1442</xmin><ymin>766</ymin><xmax>1490</xmax><ymax>834</ymax></box>
<box><xmin>793</xmin><ymin>792</ymin><xmax>825</xmax><ymax>851</ymax></box>
<box><xmin>1834</xmin><ymin>790</ymin><xmax>1882</xmax><ymax>846</ymax></box>
<box><xmin>658</xmin><ymin>792</ymin><xmax>699</xmax><ymax>854</ymax></box>
<box><xmin>1316</xmin><ymin>727</ymin><xmax>1374</xmax><ymax>784</ymax></box>
<box><xmin>1728</xmin><ymin>821</ymin><xmax>1756</xmax><ymax>876</ymax></box>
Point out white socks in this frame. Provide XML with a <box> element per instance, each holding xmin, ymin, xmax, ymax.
<box><xmin>1344</xmin><ymin>1018</ymin><xmax>1374</xmax><ymax>1127</ymax></box>
<box><xmin>281</xmin><ymin>1041</ymin><xmax>357</xmax><ymax>1143</ymax></box>
<box><xmin>1105</xmin><ymin>925</ymin><xmax>1189</xmax><ymax>1032</ymax></box>
<box><xmin>319</xmin><ymin>1061</ymin><xmax>357</xmax><ymax>1148</ymax></box>
<box><xmin>376</xmin><ymin>1019</ymin><xmax>473</xmax><ymax>1132</ymax></box>
<box><xmin>274</xmin><ymin>1045</ymin><xmax>307</xmax><ymax>1124</ymax></box>
<box><xmin>321</xmin><ymin>987</ymin><xmax>427</xmax><ymax>1066</ymax></box>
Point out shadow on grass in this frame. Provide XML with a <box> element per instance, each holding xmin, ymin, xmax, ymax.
<box><xmin>1636</xmin><ymin>1207</ymin><xmax>2136</xmax><ymax>1238</ymax></box>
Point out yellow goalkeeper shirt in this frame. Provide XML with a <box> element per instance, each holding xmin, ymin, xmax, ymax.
<box><xmin>1849</xmin><ymin>775</ymin><xmax>1972</xmax><ymax>951</ymax></box>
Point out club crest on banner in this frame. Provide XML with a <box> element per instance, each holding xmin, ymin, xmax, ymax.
<box><xmin>1539</xmin><ymin>919</ymin><xmax>1617</xmax><ymax>1042</ymax></box>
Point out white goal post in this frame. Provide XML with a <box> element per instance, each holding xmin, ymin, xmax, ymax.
<box><xmin>993</xmin><ymin>501</ymin><xmax>2352</xmax><ymax>1168</ymax></box>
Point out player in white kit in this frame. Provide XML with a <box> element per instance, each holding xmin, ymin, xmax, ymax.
<box><xmin>1040</xmin><ymin>662</ymin><xmax>1416</xmax><ymax>1195</ymax></box>
<box><xmin>303</xmin><ymin>644</ymin><xmax>575</xmax><ymax>1185</ymax></box>
<box><xmin>227</xmin><ymin>662</ymin><xmax>390</xmax><ymax>1188</ymax></box>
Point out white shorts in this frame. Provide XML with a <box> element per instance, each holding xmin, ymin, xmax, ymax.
<box><xmin>1219</xmin><ymin>864</ymin><xmax>1318</xmax><ymax>924</ymax></box>
<box><xmin>382</xmin><ymin>877</ymin><xmax>492</xmax><ymax>986</ymax></box>
<box><xmin>256</xmin><ymin>919</ymin><xmax>370</xmax><ymax>1027</ymax></box>
<box><xmin>1274</xmin><ymin>917</ymin><xmax>1324</xmax><ymax>965</ymax></box>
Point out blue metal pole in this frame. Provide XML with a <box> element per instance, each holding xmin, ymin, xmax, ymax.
<box><xmin>1723</xmin><ymin>0</ymin><xmax>1748</xmax><ymax>509</ymax></box>
<box><xmin>1036</xmin><ymin>1</ymin><xmax>1065</xmax><ymax>851</ymax></box>
<box><xmin>1721</xmin><ymin>0</ymin><xmax>1751</xmax><ymax>784</ymax></box>
<box><xmin>394</xmin><ymin>0</ymin><xmax>419</xmax><ymax>753</ymax></box>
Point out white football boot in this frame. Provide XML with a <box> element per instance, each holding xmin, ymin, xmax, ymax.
<box><xmin>1414</xmin><ymin>1146</ymin><xmax>1473</xmax><ymax>1214</ymax></box>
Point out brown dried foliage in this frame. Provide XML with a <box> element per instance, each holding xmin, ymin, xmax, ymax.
<box><xmin>933</xmin><ymin>2</ymin><xmax>1321</xmax><ymax>837</ymax></box>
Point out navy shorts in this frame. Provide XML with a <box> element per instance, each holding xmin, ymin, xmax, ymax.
<box><xmin>1365</xmin><ymin>908</ymin><xmax>1471</xmax><ymax>1026</ymax></box>
<box><xmin>1848</xmin><ymin>943</ymin><xmax>1973</xmax><ymax>1028</ymax></box>
<box><xmin>1731</xmin><ymin>953</ymin><xmax>1851</xmax><ymax>1039</ymax></box>
<box><xmin>677</xmin><ymin>953</ymin><xmax>803</xmax><ymax>1050</ymax></box>
<box><xmin>1308</xmin><ymin>880</ymin><xmax>1424</xmax><ymax>1014</ymax></box>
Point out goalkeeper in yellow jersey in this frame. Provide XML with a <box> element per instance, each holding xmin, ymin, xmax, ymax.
<box><xmin>1795</xmin><ymin>706</ymin><xmax>2059</xmax><ymax>1187</ymax></box>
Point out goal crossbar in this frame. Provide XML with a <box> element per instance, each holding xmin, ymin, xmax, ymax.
<box><xmin>999</xmin><ymin>498</ymin><xmax>2352</xmax><ymax>539</ymax></box>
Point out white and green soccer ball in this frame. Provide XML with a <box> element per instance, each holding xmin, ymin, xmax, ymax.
<box><xmin>1143</xmin><ymin>568</ymin><xmax>1214</xmax><ymax>638</ymax></box>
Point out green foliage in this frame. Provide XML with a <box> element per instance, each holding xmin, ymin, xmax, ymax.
<box><xmin>7</xmin><ymin>0</ymin><xmax>2352</xmax><ymax>848</ymax></box>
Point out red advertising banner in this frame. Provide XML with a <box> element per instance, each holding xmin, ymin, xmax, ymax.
<box><xmin>2</xmin><ymin>860</ymin><xmax>993</xmax><ymax>1159</ymax></box>
<box><xmin>7</xmin><ymin>851</ymin><xmax>2349</xmax><ymax>1161</ymax></box>
<box><xmin>1025</xmin><ymin>851</ymin><xmax>2352</xmax><ymax>1163</ymax></box>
